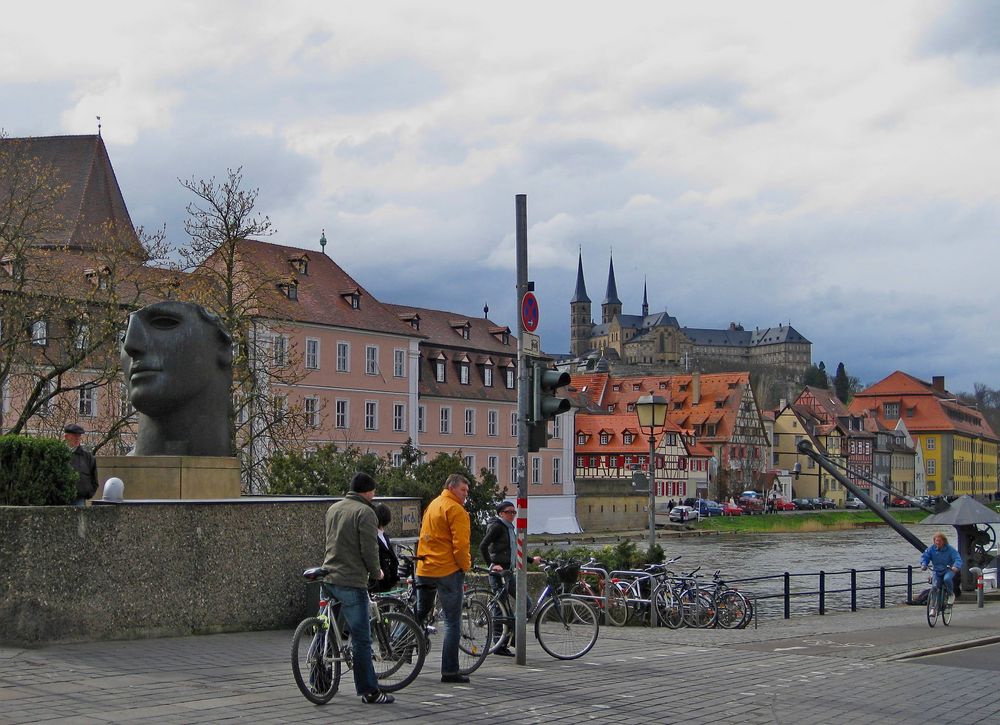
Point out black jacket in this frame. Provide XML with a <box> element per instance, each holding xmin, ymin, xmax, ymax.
<box><xmin>371</xmin><ymin>531</ymin><xmax>401</xmax><ymax>593</ymax></box>
<box><xmin>479</xmin><ymin>517</ymin><xmax>515</xmax><ymax>568</ymax></box>
<box><xmin>70</xmin><ymin>446</ymin><xmax>98</xmax><ymax>499</ymax></box>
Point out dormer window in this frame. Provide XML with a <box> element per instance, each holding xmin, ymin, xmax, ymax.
<box><xmin>483</xmin><ymin>360</ymin><xmax>494</xmax><ymax>387</ymax></box>
<box><xmin>84</xmin><ymin>266</ymin><xmax>110</xmax><ymax>290</ymax></box>
<box><xmin>490</xmin><ymin>325</ymin><xmax>512</xmax><ymax>345</ymax></box>
<box><xmin>626</xmin><ymin>403</ymin><xmax>635</xmax><ymax>413</ymax></box>
<box><xmin>450</xmin><ymin>320</ymin><xmax>471</xmax><ymax>340</ymax></box>
<box><xmin>504</xmin><ymin>364</ymin><xmax>516</xmax><ymax>389</ymax></box>
<box><xmin>289</xmin><ymin>255</ymin><xmax>310</xmax><ymax>275</ymax></box>
<box><xmin>612</xmin><ymin>384</ymin><xmax>621</xmax><ymax>392</ymax></box>
<box><xmin>340</xmin><ymin>287</ymin><xmax>362</xmax><ymax>309</ymax></box>
<box><xmin>278</xmin><ymin>280</ymin><xmax>298</xmax><ymax>300</ymax></box>
<box><xmin>608</xmin><ymin>404</ymin><xmax>616</xmax><ymax>413</ymax></box>
<box><xmin>397</xmin><ymin>312</ymin><xmax>421</xmax><ymax>331</ymax></box>
<box><xmin>434</xmin><ymin>353</ymin><xmax>447</xmax><ymax>383</ymax></box>
<box><xmin>458</xmin><ymin>355</ymin><xmax>471</xmax><ymax>385</ymax></box>
<box><xmin>623</xmin><ymin>432</ymin><xmax>634</xmax><ymax>445</ymax></box>
<box><xmin>577</xmin><ymin>434</ymin><xmax>587</xmax><ymax>445</ymax></box>
<box><xmin>632</xmin><ymin>383</ymin><xmax>641</xmax><ymax>391</ymax></box>
<box><xmin>599</xmin><ymin>432</ymin><xmax>610</xmax><ymax>445</ymax></box>
<box><xmin>659</xmin><ymin>382</ymin><xmax>667</xmax><ymax>389</ymax></box>
<box><xmin>1</xmin><ymin>255</ymin><xmax>24</xmax><ymax>278</ymax></box>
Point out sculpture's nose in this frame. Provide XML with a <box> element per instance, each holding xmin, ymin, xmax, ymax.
<box><xmin>122</xmin><ymin>317</ymin><xmax>148</xmax><ymax>358</ymax></box>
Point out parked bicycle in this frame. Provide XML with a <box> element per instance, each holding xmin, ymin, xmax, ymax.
<box><xmin>466</xmin><ymin>557</ymin><xmax>600</xmax><ymax>660</ymax></box>
<box><xmin>290</xmin><ymin>566</ymin><xmax>426</xmax><ymax>704</ymax></box>
<box><xmin>571</xmin><ymin>558</ymin><xmax>630</xmax><ymax>626</ymax></box>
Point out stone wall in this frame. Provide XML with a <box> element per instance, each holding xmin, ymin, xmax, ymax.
<box><xmin>0</xmin><ymin>497</ymin><xmax>420</xmax><ymax>646</ymax></box>
<box><xmin>574</xmin><ymin>478</ymin><xmax>648</xmax><ymax>531</ymax></box>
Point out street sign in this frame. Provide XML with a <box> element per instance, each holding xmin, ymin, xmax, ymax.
<box><xmin>521</xmin><ymin>332</ymin><xmax>541</xmax><ymax>357</ymax></box>
<box><xmin>520</xmin><ymin>292</ymin><xmax>539</xmax><ymax>332</ymax></box>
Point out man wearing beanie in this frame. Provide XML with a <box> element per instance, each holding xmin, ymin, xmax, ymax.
<box><xmin>323</xmin><ymin>472</ymin><xmax>394</xmax><ymax>705</ymax></box>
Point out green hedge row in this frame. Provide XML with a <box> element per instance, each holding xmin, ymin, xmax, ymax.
<box><xmin>0</xmin><ymin>435</ymin><xmax>78</xmax><ymax>506</ymax></box>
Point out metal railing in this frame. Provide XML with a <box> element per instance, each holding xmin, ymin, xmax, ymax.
<box><xmin>725</xmin><ymin>565</ymin><xmax>916</xmax><ymax>619</ymax></box>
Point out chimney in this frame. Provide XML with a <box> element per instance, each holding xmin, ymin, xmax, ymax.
<box><xmin>932</xmin><ymin>375</ymin><xmax>945</xmax><ymax>392</ymax></box>
<box><xmin>692</xmin><ymin>370</ymin><xmax>701</xmax><ymax>405</ymax></box>
<box><xmin>779</xmin><ymin>398</ymin><xmax>787</xmax><ymax>410</ymax></box>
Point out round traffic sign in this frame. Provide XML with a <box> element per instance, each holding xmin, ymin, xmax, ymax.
<box><xmin>521</xmin><ymin>292</ymin><xmax>539</xmax><ymax>332</ymax></box>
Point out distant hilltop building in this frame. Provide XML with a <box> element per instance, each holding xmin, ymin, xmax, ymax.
<box><xmin>569</xmin><ymin>252</ymin><xmax>811</xmax><ymax>374</ymax></box>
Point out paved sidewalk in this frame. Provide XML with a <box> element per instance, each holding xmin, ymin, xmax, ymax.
<box><xmin>2</xmin><ymin>601</ymin><xmax>1000</xmax><ymax>724</ymax></box>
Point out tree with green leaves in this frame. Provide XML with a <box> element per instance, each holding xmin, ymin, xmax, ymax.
<box><xmin>834</xmin><ymin>362</ymin><xmax>850</xmax><ymax>403</ymax></box>
<box><xmin>803</xmin><ymin>362</ymin><xmax>829</xmax><ymax>389</ymax></box>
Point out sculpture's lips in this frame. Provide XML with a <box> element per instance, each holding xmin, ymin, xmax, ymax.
<box><xmin>129</xmin><ymin>367</ymin><xmax>161</xmax><ymax>381</ymax></box>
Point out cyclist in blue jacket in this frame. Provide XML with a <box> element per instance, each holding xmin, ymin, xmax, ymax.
<box><xmin>920</xmin><ymin>531</ymin><xmax>962</xmax><ymax>606</ymax></box>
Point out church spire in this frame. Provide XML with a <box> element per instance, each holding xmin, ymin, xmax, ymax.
<box><xmin>642</xmin><ymin>277</ymin><xmax>649</xmax><ymax>317</ymax></box>
<box><xmin>571</xmin><ymin>249</ymin><xmax>590</xmax><ymax>303</ymax></box>
<box><xmin>603</xmin><ymin>252</ymin><xmax>622</xmax><ymax>306</ymax></box>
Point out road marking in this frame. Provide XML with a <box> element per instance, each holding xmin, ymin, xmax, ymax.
<box><xmin>773</xmin><ymin>646</ymin><xmax>808</xmax><ymax>651</ymax></box>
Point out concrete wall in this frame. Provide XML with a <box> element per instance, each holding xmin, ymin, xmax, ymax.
<box><xmin>0</xmin><ymin>497</ymin><xmax>420</xmax><ymax>646</ymax></box>
<box><xmin>574</xmin><ymin>478</ymin><xmax>648</xmax><ymax>531</ymax></box>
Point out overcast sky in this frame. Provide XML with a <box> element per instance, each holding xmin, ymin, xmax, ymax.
<box><xmin>3</xmin><ymin>1</ymin><xmax>999</xmax><ymax>392</ymax></box>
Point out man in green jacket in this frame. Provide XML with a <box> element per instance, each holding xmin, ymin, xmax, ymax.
<box><xmin>323</xmin><ymin>472</ymin><xmax>393</xmax><ymax>705</ymax></box>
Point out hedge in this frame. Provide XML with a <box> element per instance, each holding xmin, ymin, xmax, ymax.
<box><xmin>0</xmin><ymin>435</ymin><xmax>78</xmax><ymax>506</ymax></box>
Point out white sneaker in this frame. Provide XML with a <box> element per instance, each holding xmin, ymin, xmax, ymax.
<box><xmin>928</xmin><ymin>608</ymin><xmax>935</xmax><ymax>616</ymax></box>
<box><xmin>947</xmin><ymin>593</ymin><xmax>955</xmax><ymax>605</ymax></box>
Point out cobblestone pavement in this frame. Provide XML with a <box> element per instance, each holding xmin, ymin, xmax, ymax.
<box><xmin>3</xmin><ymin>601</ymin><xmax>1000</xmax><ymax>724</ymax></box>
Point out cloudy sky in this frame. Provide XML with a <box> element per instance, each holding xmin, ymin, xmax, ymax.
<box><xmin>3</xmin><ymin>1</ymin><xmax>999</xmax><ymax>392</ymax></box>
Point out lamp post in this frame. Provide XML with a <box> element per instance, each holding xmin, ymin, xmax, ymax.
<box><xmin>635</xmin><ymin>394</ymin><xmax>668</xmax><ymax>552</ymax></box>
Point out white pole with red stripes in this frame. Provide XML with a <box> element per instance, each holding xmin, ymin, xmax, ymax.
<box><xmin>514</xmin><ymin>194</ymin><xmax>530</xmax><ymax>665</ymax></box>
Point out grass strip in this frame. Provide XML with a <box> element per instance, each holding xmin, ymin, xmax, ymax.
<box><xmin>695</xmin><ymin>509</ymin><xmax>927</xmax><ymax>533</ymax></box>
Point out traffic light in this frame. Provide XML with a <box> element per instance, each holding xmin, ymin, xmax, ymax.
<box><xmin>527</xmin><ymin>364</ymin><xmax>571</xmax><ymax>452</ymax></box>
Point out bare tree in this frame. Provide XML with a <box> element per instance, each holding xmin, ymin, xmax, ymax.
<box><xmin>178</xmin><ymin>168</ymin><xmax>310</xmax><ymax>492</ymax></box>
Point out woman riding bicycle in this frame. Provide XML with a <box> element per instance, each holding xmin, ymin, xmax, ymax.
<box><xmin>920</xmin><ymin>531</ymin><xmax>962</xmax><ymax>610</ymax></box>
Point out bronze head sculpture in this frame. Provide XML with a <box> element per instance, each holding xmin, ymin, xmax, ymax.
<box><xmin>121</xmin><ymin>301</ymin><xmax>233</xmax><ymax>456</ymax></box>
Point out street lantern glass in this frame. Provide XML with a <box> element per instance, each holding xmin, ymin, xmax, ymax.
<box><xmin>635</xmin><ymin>394</ymin><xmax>668</xmax><ymax>434</ymax></box>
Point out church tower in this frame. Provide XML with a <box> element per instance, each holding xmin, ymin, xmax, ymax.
<box><xmin>642</xmin><ymin>278</ymin><xmax>649</xmax><ymax>318</ymax></box>
<box><xmin>570</xmin><ymin>251</ymin><xmax>592</xmax><ymax>357</ymax></box>
<box><xmin>601</xmin><ymin>253</ymin><xmax>622</xmax><ymax>324</ymax></box>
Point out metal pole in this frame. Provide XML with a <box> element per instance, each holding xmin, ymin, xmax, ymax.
<box><xmin>819</xmin><ymin>571</ymin><xmax>825</xmax><ymax>615</ymax></box>
<box><xmin>514</xmin><ymin>194</ymin><xmax>529</xmax><ymax>666</ymax></box>
<box><xmin>879</xmin><ymin>567</ymin><xmax>886</xmax><ymax>608</ymax></box>
<box><xmin>648</xmin><ymin>432</ymin><xmax>656</xmax><ymax>552</ymax></box>
<box><xmin>850</xmin><ymin>569</ymin><xmax>857</xmax><ymax>612</ymax></box>
<box><xmin>783</xmin><ymin>572</ymin><xmax>790</xmax><ymax>619</ymax></box>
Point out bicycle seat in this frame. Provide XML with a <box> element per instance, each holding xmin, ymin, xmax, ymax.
<box><xmin>302</xmin><ymin>566</ymin><xmax>330</xmax><ymax>581</ymax></box>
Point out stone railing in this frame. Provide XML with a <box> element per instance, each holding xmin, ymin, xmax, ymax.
<box><xmin>0</xmin><ymin>496</ymin><xmax>420</xmax><ymax>645</ymax></box>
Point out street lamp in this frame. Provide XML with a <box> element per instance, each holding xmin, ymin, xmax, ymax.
<box><xmin>635</xmin><ymin>394</ymin><xmax>668</xmax><ymax>552</ymax></box>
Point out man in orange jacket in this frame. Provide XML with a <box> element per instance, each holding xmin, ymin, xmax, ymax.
<box><xmin>415</xmin><ymin>473</ymin><xmax>472</xmax><ymax>683</ymax></box>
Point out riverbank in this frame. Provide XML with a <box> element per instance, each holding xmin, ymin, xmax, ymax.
<box><xmin>695</xmin><ymin>509</ymin><xmax>927</xmax><ymax>533</ymax></box>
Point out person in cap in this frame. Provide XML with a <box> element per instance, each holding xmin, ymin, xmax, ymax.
<box><xmin>322</xmin><ymin>472</ymin><xmax>394</xmax><ymax>705</ymax></box>
<box><xmin>63</xmin><ymin>423</ymin><xmax>98</xmax><ymax>507</ymax></box>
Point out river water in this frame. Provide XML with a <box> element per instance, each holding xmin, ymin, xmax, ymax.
<box><xmin>632</xmin><ymin>525</ymin><xmax>941</xmax><ymax>618</ymax></box>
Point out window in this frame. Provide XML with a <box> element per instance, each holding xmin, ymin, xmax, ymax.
<box><xmin>465</xmin><ymin>408</ymin><xmax>475</xmax><ymax>435</ymax></box>
<box><xmin>576</xmin><ymin>455</ymin><xmax>584</xmax><ymax>468</ymax></box>
<box><xmin>623</xmin><ymin>433</ymin><xmax>634</xmax><ymax>445</ymax></box>
<box><xmin>488</xmin><ymin>456</ymin><xmax>498</xmax><ymax>477</ymax></box>
<box><xmin>79</xmin><ymin>385</ymin><xmax>97</xmax><ymax>417</ymax></box>
<box><xmin>435</xmin><ymin>359</ymin><xmax>446</xmax><ymax>383</ymax></box>
<box><xmin>273</xmin><ymin>395</ymin><xmax>288</xmax><ymax>418</ymax></box>
<box><xmin>365</xmin><ymin>401</ymin><xmax>378</xmax><ymax>430</ymax></box>
<box><xmin>336</xmin><ymin>342</ymin><xmax>350</xmax><ymax>372</ymax></box>
<box><xmin>553</xmin><ymin>458</ymin><xmax>561</xmax><ymax>485</ymax></box>
<box><xmin>305</xmin><ymin>397</ymin><xmax>320</xmax><ymax>428</ymax></box>
<box><xmin>488</xmin><ymin>409</ymin><xmax>498</xmax><ymax>436</ymax></box>
<box><xmin>883</xmin><ymin>402</ymin><xmax>899</xmax><ymax>419</ymax></box>
<box><xmin>463</xmin><ymin>455</ymin><xmax>475</xmax><ymax>471</ymax></box>
<box><xmin>440</xmin><ymin>406</ymin><xmax>451</xmax><ymax>434</ymax></box>
<box><xmin>119</xmin><ymin>383</ymin><xmax>135</xmax><ymax>419</ymax></box>
<box><xmin>393</xmin><ymin>349</ymin><xmax>406</xmax><ymax>378</ymax></box>
<box><xmin>335</xmin><ymin>399</ymin><xmax>349</xmax><ymax>429</ymax></box>
<box><xmin>505</xmin><ymin>367</ymin><xmax>515</xmax><ymax>389</ymax></box>
<box><xmin>600</xmin><ymin>433</ymin><xmax>610</xmax><ymax>445</ymax></box>
<box><xmin>926</xmin><ymin>437</ymin><xmax>936</xmax><ymax>450</ymax></box>
<box><xmin>484</xmin><ymin>366</ymin><xmax>493</xmax><ymax>387</ymax></box>
<box><xmin>578</xmin><ymin>434</ymin><xmax>587</xmax><ymax>445</ymax></box>
<box><xmin>31</xmin><ymin>320</ymin><xmax>47</xmax><ymax>346</ymax></box>
<box><xmin>418</xmin><ymin>405</ymin><xmax>426</xmax><ymax>433</ymax></box>
<box><xmin>279</xmin><ymin>281</ymin><xmax>298</xmax><ymax>300</ymax></box>
<box><xmin>510</xmin><ymin>456</ymin><xmax>518</xmax><ymax>484</ymax></box>
<box><xmin>272</xmin><ymin>334</ymin><xmax>289</xmax><ymax>367</ymax></box>
<box><xmin>392</xmin><ymin>453</ymin><xmax>403</xmax><ymax>468</ymax></box>
<box><xmin>927</xmin><ymin>459</ymin><xmax>937</xmax><ymax>475</ymax></box>
<box><xmin>393</xmin><ymin>403</ymin><xmax>406</xmax><ymax>432</ymax></box>
<box><xmin>365</xmin><ymin>346</ymin><xmax>379</xmax><ymax>375</ymax></box>
<box><xmin>75</xmin><ymin>323</ymin><xmax>89</xmax><ymax>350</ymax></box>
<box><xmin>459</xmin><ymin>363</ymin><xmax>470</xmax><ymax>385</ymax></box>
<box><xmin>511</xmin><ymin>411</ymin><xmax>518</xmax><ymax>437</ymax></box>
<box><xmin>532</xmin><ymin>457</ymin><xmax>541</xmax><ymax>484</ymax></box>
<box><xmin>305</xmin><ymin>338</ymin><xmax>320</xmax><ymax>369</ymax></box>
<box><xmin>552</xmin><ymin>416</ymin><xmax>561</xmax><ymax>439</ymax></box>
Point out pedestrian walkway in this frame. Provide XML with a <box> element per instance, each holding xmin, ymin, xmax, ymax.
<box><xmin>2</xmin><ymin>601</ymin><xmax>999</xmax><ymax>724</ymax></box>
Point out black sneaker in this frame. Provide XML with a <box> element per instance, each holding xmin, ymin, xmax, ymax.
<box><xmin>494</xmin><ymin>647</ymin><xmax>515</xmax><ymax>657</ymax></box>
<box><xmin>362</xmin><ymin>690</ymin><xmax>395</xmax><ymax>704</ymax></box>
<box><xmin>441</xmin><ymin>673</ymin><xmax>470</xmax><ymax>684</ymax></box>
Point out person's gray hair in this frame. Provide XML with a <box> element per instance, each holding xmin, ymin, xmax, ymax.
<box><xmin>445</xmin><ymin>473</ymin><xmax>469</xmax><ymax>489</ymax></box>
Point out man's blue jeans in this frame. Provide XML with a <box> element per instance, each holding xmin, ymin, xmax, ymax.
<box><xmin>415</xmin><ymin>570</ymin><xmax>465</xmax><ymax>675</ymax></box>
<box><xmin>327</xmin><ymin>584</ymin><xmax>379</xmax><ymax>696</ymax></box>
<box><xmin>933</xmin><ymin>569</ymin><xmax>956</xmax><ymax>596</ymax></box>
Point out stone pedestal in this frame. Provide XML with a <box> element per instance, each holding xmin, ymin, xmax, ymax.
<box><xmin>95</xmin><ymin>456</ymin><xmax>241</xmax><ymax>499</ymax></box>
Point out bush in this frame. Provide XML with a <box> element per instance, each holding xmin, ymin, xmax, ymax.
<box><xmin>0</xmin><ymin>435</ymin><xmax>77</xmax><ymax>506</ymax></box>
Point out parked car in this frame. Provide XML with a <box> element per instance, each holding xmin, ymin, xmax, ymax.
<box><xmin>694</xmin><ymin>499</ymin><xmax>724</xmax><ymax>517</ymax></box>
<box><xmin>721</xmin><ymin>502</ymin><xmax>743</xmax><ymax>516</ymax></box>
<box><xmin>669</xmin><ymin>505</ymin><xmax>701</xmax><ymax>523</ymax></box>
<box><xmin>771</xmin><ymin>497</ymin><xmax>796</xmax><ymax>511</ymax></box>
<box><xmin>792</xmin><ymin>498</ymin><xmax>815</xmax><ymax>510</ymax></box>
<box><xmin>891</xmin><ymin>496</ymin><xmax>912</xmax><ymax>507</ymax></box>
<box><xmin>845</xmin><ymin>497</ymin><xmax>866</xmax><ymax>509</ymax></box>
<box><xmin>813</xmin><ymin>497</ymin><xmax>837</xmax><ymax>509</ymax></box>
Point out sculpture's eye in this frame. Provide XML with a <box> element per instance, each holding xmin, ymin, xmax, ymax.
<box><xmin>150</xmin><ymin>315</ymin><xmax>180</xmax><ymax>330</ymax></box>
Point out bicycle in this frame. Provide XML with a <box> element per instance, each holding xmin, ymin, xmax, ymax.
<box><xmin>374</xmin><ymin>548</ymin><xmax>492</xmax><ymax>675</ymax></box>
<box><xmin>290</xmin><ymin>566</ymin><xmax>426</xmax><ymax>704</ymax></box>
<box><xmin>923</xmin><ymin>567</ymin><xmax>955</xmax><ymax>628</ymax></box>
<box><xmin>466</xmin><ymin>557</ymin><xmax>600</xmax><ymax>660</ymax></box>
<box><xmin>570</xmin><ymin>558</ymin><xmax>630</xmax><ymax>626</ymax></box>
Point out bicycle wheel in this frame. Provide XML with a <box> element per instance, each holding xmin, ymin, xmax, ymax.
<box><xmin>926</xmin><ymin>586</ymin><xmax>938</xmax><ymax>628</ymax></box>
<box><xmin>942</xmin><ymin>590</ymin><xmax>953</xmax><ymax>626</ymax></box>
<box><xmin>605</xmin><ymin>581</ymin><xmax>630</xmax><ymax>627</ymax></box>
<box><xmin>715</xmin><ymin>590</ymin><xmax>750</xmax><ymax>629</ymax></box>
<box><xmin>369</xmin><ymin>611</ymin><xmax>425</xmax><ymax>692</ymax></box>
<box><xmin>680</xmin><ymin>589</ymin><xmax>713</xmax><ymax>628</ymax></box>
<box><xmin>457</xmin><ymin>598</ymin><xmax>492</xmax><ymax>674</ymax></box>
<box><xmin>464</xmin><ymin>587</ymin><xmax>509</xmax><ymax>652</ymax></box>
<box><xmin>651</xmin><ymin>584</ymin><xmax>683</xmax><ymax>628</ymax></box>
<box><xmin>291</xmin><ymin>617</ymin><xmax>340</xmax><ymax>704</ymax></box>
<box><xmin>534</xmin><ymin>595</ymin><xmax>599</xmax><ymax>660</ymax></box>
<box><xmin>373</xmin><ymin>595</ymin><xmax>413</xmax><ymax>618</ymax></box>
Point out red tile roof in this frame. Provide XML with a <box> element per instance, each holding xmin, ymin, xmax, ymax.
<box><xmin>574</xmin><ymin>412</ymin><xmax>684</xmax><ymax>455</ymax></box>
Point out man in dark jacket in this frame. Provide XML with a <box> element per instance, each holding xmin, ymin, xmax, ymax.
<box><xmin>323</xmin><ymin>472</ymin><xmax>394</xmax><ymax>705</ymax></box>
<box><xmin>478</xmin><ymin>501</ymin><xmax>539</xmax><ymax>656</ymax></box>
<box><xmin>64</xmin><ymin>423</ymin><xmax>98</xmax><ymax>506</ymax></box>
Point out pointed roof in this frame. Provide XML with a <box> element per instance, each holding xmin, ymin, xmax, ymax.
<box><xmin>603</xmin><ymin>253</ymin><xmax>622</xmax><ymax>306</ymax></box>
<box><xmin>571</xmin><ymin>251</ymin><xmax>590</xmax><ymax>304</ymax></box>
<box><xmin>642</xmin><ymin>279</ymin><xmax>649</xmax><ymax>315</ymax></box>
<box><xmin>0</xmin><ymin>134</ymin><xmax>144</xmax><ymax>257</ymax></box>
